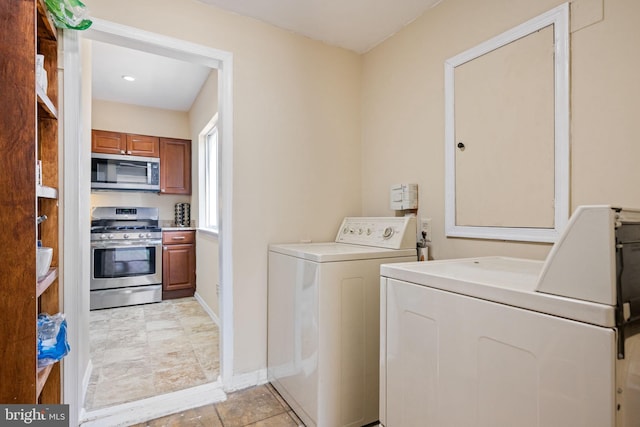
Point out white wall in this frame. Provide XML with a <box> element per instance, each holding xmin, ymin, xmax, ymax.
<box><xmin>83</xmin><ymin>0</ymin><xmax>363</xmax><ymax>375</ymax></box>
<box><xmin>361</xmin><ymin>0</ymin><xmax>640</xmax><ymax>260</ymax></box>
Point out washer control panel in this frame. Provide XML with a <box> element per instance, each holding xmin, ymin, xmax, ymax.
<box><xmin>335</xmin><ymin>216</ymin><xmax>417</xmax><ymax>249</ymax></box>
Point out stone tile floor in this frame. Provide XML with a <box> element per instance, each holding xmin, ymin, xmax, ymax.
<box><xmin>129</xmin><ymin>384</ymin><xmax>305</xmax><ymax>427</ymax></box>
<box><xmin>86</xmin><ymin>298</ymin><xmax>220</xmax><ymax>410</ymax></box>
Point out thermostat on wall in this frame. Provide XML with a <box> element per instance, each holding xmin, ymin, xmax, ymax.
<box><xmin>390</xmin><ymin>183</ymin><xmax>418</xmax><ymax>210</ymax></box>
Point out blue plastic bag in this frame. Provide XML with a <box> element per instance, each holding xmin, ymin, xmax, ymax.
<box><xmin>37</xmin><ymin>313</ymin><xmax>70</xmax><ymax>368</ymax></box>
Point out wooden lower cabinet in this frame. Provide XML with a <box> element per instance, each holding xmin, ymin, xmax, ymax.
<box><xmin>162</xmin><ymin>230</ymin><xmax>196</xmax><ymax>299</ymax></box>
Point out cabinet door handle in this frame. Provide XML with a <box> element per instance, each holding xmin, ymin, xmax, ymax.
<box><xmin>171</xmin><ymin>236</ymin><xmax>186</xmax><ymax>240</ymax></box>
<box><xmin>163</xmin><ymin>246</ymin><xmax>167</xmax><ymax>251</ymax></box>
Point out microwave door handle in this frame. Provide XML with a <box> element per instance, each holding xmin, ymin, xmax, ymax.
<box><xmin>147</xmin><ymin>162</ymin><xmax>152</xmax><ymax>184</ymax></box>
<box><xmin>119</xmin><ymin>162</ymin><xmax>146</xmax><ymax>168</ymax></box>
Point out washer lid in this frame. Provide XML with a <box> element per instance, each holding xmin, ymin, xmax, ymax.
<box><xmin>381</xmin><ymin>256</ymin><xmax>616</xmax><ymax>327</ymax></box>
<box><xmin>269</xmin><ymin>242</ymin><xmax>416</xmax><ymax>262</ymax></box>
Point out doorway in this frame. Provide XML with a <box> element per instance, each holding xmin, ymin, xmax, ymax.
<box><xmin>62</xmin><ymin>20</ymin><xmax>234</xmax><ymax>425</ymax></box>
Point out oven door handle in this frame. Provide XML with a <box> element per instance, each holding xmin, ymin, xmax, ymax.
<box><xmin>91</xmin><ymin>241</ymin><xmax>162</xmax><ymax>249</ymax></box>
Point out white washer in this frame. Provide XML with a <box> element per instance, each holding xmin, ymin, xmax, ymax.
<box><xmin>268</xmin><ymin>217</ymin><xmax>417</xmax><ymax>427</ymax></box>
<box><xmin>379</xmin><ymin>206</ymin><xmax>640</xmax><ymax>427</ymax></box>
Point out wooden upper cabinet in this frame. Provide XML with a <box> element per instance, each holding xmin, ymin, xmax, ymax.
<box><xmin>91</xmin><ymin>130</ymin><xmax>160</xmax><ymax>157</ymax></box>
<box><xmin>127</xmin><ymin>134</ymin><xmax>160</xmax><ymax>157</ymax></box>
<box><xmin>91</xmin><ymin>130</ymin><xmax>126</xmax><ymax>155</ymax></box>
<box><xmin>160</xmin><ymin>138</ymin><xmax>191</xmax><ymax>195</ymax></box>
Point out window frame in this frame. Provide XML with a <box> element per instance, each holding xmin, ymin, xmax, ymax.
<box><xmin>199</xmin><ymin>113</ymin><xmax>219</xmax><ymax>235</ymax></box>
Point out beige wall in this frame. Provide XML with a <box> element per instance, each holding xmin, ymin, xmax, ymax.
<box><xmin>195</xmin><ymin>233</ymin><xmax>220</xmax><ymax>318</ymax></box>
<box><xmin>189</xmin><ymin>69</ymin><xmax>218</xmax><ymax>226</ymax></box>
<box><xmin>188</xmin><ymin>70</ymin><xmax>219</xmax><ymax>316</ymax></box>
<box><xmin>81</xmin><ymin>0</ymin><xmax>640</xmax><ymax>381</ymax></box>
<box><xmin>90</xmin><ymin>99</ymin><xmax>192</xmax><ymax>221</ymax></box>
<box><xmin>83</xmin><ymin>0</ymin><xmax>363</xmax><ymax>375</ymax></box>
<box><xmin>361</xmin><ymin>0</ymin><xmax>640</xmax><ymax>260</ymax></box>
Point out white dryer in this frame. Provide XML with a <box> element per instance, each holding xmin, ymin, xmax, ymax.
<box><xmin>379</xmin><ymin>205</ymin><xmax>640</xmax><ymax>427</ymax></box>
<box><xmin>268</xmin><ymin>217</ymin><xmax>417</xmax><ymax>427</ymax></box>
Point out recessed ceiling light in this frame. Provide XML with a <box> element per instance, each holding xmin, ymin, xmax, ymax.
<box><xmin>121</xmin><ymin>75</ymin><xmax>136</xmax><ymax>82</ymax></box>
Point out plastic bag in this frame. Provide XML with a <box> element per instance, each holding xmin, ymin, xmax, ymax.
<box><xmin>37</xmin><ymin>313</ymin><xmax>70</xmax><ymax>368</ymax></box>
<box><xmin>43</xmin><ymin>0</ymin><xmax>92</xmax><ymax>30</ymax></box>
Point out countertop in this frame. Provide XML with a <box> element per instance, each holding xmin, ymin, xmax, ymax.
<box><xmin>162</xmin><ymin>226</ymin><xmax>197</xmax><ymax>231</ymax></box>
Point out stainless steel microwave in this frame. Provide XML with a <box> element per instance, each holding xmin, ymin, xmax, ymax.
<box><xmin>91</xmin><ymin>153</ymin><xmax>160</xmax><ymax>192</ymax></box>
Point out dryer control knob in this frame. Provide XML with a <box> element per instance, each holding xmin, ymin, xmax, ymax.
<box><xmin>382</xmin><ymin>227</ymin><xmax>394</xmax><ymax>239</ymax></box>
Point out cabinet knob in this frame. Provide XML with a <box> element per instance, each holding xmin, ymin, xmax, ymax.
<box><xmin>163</xmin><ymin>246</ymin><xmax>167</xmax><ymax>251</ymax></box>
<box><xmin>120</xmin><ymin>150</ymin><xmax>125</xmax><ymax>154</ymax></box>
<box><xmin>127</xmin><ymin>150</ymin><xmax>132</xmax><ymax>154</ymax></box>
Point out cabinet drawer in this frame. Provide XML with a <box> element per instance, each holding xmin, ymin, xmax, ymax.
<box><xmin>163</xmin><ymin>230</ymin><xmax>195</xmax><ymax>244</ymax></box>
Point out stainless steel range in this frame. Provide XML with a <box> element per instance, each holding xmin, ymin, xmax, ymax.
<box><xmin>90</xmin><ymin>207</ymin><xmax>162</xmax><ymax>310</ymax></box>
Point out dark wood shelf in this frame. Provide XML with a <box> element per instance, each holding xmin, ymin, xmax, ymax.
<box><xmin>36</xmin><ymin>364</ymin><xmax>53</xmax><ymax>399</ymax></box>
<box><xmin>36</xmin><ymin>268</ymin><xmax>58</xmax><ymax>298</ymax></box>
<box><xmin>36</xmin><ymin>0</ymin><xmax>57</xmax><ymax>41</ymax></box>
<box><xmin>1</xmin><ymin>0</ymin><xmax>62</xmax><ymax>405</ymax></box>
<box><xmin>36</xmin><ymin>85</ymin><xmax>57</xmax><ymax>119</ymax></box>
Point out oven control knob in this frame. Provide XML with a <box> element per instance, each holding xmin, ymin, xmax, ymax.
<box><xmin>139</xmin><ymin>233</ymin><xmax>144</xmax><ymax>238</ymax></box>
<box><xmin>108</xmin><ymin>234</ymin><xmax>115</xmax><ymax>239</ymax></box>
<box><xmin>123</xmin><ymin>233</ymin><xmax>130</xmax><ymax>239</ymax></box>
<box><xmin>147</xmin><ymin>233</ymin><xmax>152</xmax><ymax>238</ymax></box>
<box><xmin>100</xmin><ymin>234</ymin><xmax>107</xmax><ymax>240</ymax></box>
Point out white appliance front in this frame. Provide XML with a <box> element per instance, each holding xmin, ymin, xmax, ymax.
<box><xmin>268</xmin><ymin>217</ymin><xmax>416</xmax><ymax>427</ymax></box>
<box><xmin>381</xmin><ymin>276</ymin><xmax>618</xmax><ymax>427</ymax></box>
<box><xmin>379</xmin><ymin>206</ymin><xmax>640</xmax><ymax>427</ymax></box>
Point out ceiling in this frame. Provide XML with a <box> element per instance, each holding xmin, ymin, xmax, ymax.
<box><xmin>91</xmin><ymin>0</ymin><xmax>443</xmax><ymax>111</ymax></box>
<box><xmin>91</xmin><ymin>40</ymin><xmax>212</xmax><ymax>112</ymax></box>
<box><xmin>197</xmin><ymin>0</ymin><xmax>444</xmax><ymax>54</ymax></box>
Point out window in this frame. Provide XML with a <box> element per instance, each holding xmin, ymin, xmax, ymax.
<box><xmin>200</xmin><ymin>115</ymin><xmax>218</xmax><ymax>232</ymax></box>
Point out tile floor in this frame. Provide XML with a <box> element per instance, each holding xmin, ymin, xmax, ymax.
<box><xmin>86</xmin><ymin>298</ymin><xmax>220</xmax><ymax>410</ymax></box>
<box><xmin>130</xmin><ymin>384</ymin><xmax>305</xmax><ymax>427</ymax></box>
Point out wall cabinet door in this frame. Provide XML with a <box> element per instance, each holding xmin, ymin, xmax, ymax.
<box><xmin>126</xmin><ymin>134</ymin><xmax>160</xmax><ymax>157</ymax></box>
<box><xmin>91</xmin><ymin>130</ymin><xmax>126</xmax><ymax>155</ymax></box>
<box><xmin>162</xmin><ymin>231</ymin><xmax>196</xmax><ymax>299</ymax></box>
<box><xmin>160</xmin><ymin>138</ymin><xmax>191</xmax><ymax>195</ymax></box>
<box><xmin>91</xmin><ymin>130</ymin><xmax>160</xmax><ymax>157</ymax></box>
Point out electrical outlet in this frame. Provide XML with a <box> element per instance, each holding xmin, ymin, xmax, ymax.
<box><xmin>419</xmin><ymin>218</ymin><xmax>432</xmax><ymax>242</ymax></box>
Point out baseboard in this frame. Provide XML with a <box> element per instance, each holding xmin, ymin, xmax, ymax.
<box><xmin>226</xmin><ymin>368</ymin><xmax>268</xmax><ymax>392</ymax></box>
<box><xmin>80</xmin><ymin>381</ymin><xmax>226</xmax><ymax>426</ymax></box>
<box><xmin>194</xmin><ymin>291</ymin><xmax>220</xmax><ymax>326</ymax></box>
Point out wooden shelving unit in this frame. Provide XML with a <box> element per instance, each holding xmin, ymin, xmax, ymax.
<box><xmin>0</xmin><ymin>0</ymin><xmax>63</xmax><ymax>404</ymax></box>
